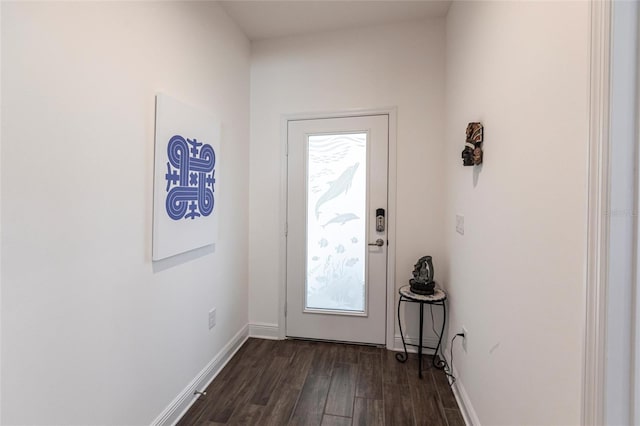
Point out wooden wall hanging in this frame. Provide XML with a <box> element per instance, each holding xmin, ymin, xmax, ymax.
<box><xmin>461</xmin><ymin>122</ymin><xmax>484</xmax><ymax>166</ymax></box>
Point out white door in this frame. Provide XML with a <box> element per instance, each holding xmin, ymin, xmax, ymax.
<box><xmin>286</xmin><ymin>115</ymin><xmax>388</xmax><ymax>345</ymax></box>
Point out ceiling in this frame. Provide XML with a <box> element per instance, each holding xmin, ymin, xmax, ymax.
<box><xmin>219</xmin><ymin>1</ymin><xmax>451</xmax><ymax>41</ymax></box>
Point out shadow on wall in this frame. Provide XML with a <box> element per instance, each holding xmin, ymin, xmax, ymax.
<box><xmin>473</xmin><ymin>163</ymin><xmax>483</xmax><ymax>187</ymax></box>
<box><xmin>152</xmin><ymin>244</ymin><xmax>216</xmax><ymax>273</ymax></box>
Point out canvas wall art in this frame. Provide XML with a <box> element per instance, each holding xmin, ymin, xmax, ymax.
<box><xmin>152</xmin><ymin>94</ymin><xmax>219</xmax><ymax>261</ymax></box>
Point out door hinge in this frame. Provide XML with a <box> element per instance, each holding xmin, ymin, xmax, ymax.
<box><xmin>285</xmin><ymin>222</ymin><xmax>288</xmax><ymax>237</ymax></box>
<box><xmin>285</xmin><ymin>141</ymin><xmax>289</xmax><ymax>157</ymax></box>
<box><xmin>284</xmin><ymin>302</ymin><xmax>287</xmax><ymax>317</ymax></box>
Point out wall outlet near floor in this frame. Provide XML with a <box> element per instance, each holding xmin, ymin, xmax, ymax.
<box><xmin>456</xmin><ymin>214</ymin><xmax>464</xmax><ymax>235</ymax></box>
<box><xmin>208</xmin><ymin>308</ymin><xmax>217</xmax><ymax>330</ymax></box>
<box><xmin>461</xmin><ymin>326</ymin><xmax>468</xmax><ymax>352</ymax></box>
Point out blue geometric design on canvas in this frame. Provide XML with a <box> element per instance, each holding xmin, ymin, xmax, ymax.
<box><xmin>165</xmin><ymin>135</ymin><xmax>216</xmax><ymax>220</ymax></box>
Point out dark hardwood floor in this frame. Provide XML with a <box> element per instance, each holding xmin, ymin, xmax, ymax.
<box><xmin>177</xmin><ymin>338</ymin><xmax>465</xmax><ymax>426</ymax></box>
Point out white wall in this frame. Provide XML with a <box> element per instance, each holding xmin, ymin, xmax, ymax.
<box><xmin>249</xmin><ymin>19</ymin><xmax>446</xmax><ymax>341</ymax></box>
<box><xmin>444</xmin><ymin>2</ymin><xmax>589</xmax><ymax>425</ymax></box>
<box><xmin>1</xmin><ymin>2</ymin><xmax>250</xmax><ymax>424</ymax></box>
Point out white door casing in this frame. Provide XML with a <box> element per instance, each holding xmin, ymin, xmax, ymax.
<box><xmin>286</xmin><ymin>115</ymin><xmax>389</xmax><ymax>344</ymax></box>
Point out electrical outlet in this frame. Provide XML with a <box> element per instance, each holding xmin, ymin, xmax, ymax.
<box><xmin>456</xmin><ymin>214</ymin><xmax>464</xmax><ymax>235</ymax></box>
<box><xmin>461</xmin><ymin>326</ymin><xmax>468</xmax><ymax>352</ymax></box>
<box><xmin>208</xmin><ymin>308</ymin><xmax>216</xmax><ymax>330</ymax></box>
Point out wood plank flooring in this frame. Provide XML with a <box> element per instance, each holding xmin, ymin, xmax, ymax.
<box><xmin>177</xmin><ymin>338</ymin><xmax>464</xmax><ymax>426</ymax></box>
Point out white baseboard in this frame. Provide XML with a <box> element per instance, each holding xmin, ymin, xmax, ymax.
<box><xmin>151</xmin><ymin>324</ymin><xmax>249</xmax><ymax>426</ymax></box>
<box><xmin>249</xmin><ymin>322</ymin><xmax>280</xmax><ymax>340</ymax></box>
<box><xmin>392</xmin><ymin>334</ymin><xmax>442</xmax><ymax>354</ymax></box>
<box><xmin>451</xmin><ymin>375</ymin><xmax>481</xmax><ymax>426</ymax></box>
<box><xmin>442</xmin><ymin>346</ymin><xmax>481</xmax><ymax>426</ymax></box>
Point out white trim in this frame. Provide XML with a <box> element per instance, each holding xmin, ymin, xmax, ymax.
<box><xmin>279</xmin><ymin>107</ymin><xmax>398</xmax><ymax>346</ymax></box>
<box><xmin>151</xmin><ymin>324</ymin><xmax>249</xmax><ymax>426</ymax></box>
<box><xmin>438</xmin><ymin>342</ymin><xmax>480</xmax><ymax>426</ymax></box>
<box><xmin>282</xmin><ymin>107</ymin><xmax>399</xmax><ymax>122</ymax></box>
<box><xmin>249</xmin><ymin>322</ymin><xmax>280</xmax><ymax>340</ymax></box>
<box><xmin>449</xmin><ymin>365</ymin><xmax>481</xmax><ymax>426</ymax></box>
<box><xmin>278</xmin><ymin>116</ymin><xmax>288</xmax><ymax>339</ymax></box>
<box><xmin>632</xmin><ymin>0</ymin><xmax>640</xmax><ymax>421</ymax></box>
<box><xmin>583</xmin><ymin>1</ymin><xmax>612</xmax><ymax>425</ymax></box>
<box><xmin>391</xmin><ymin>334</ymin><xmax>440</xmax><ymax>354</ymax></box>
<box><xmin>634</xmin><ymin>5</ymin><xmax>640</xmax><ymax>421</ymax></box>
<box><xmin>386</xmin><ymin>111</ymin><xmax>398</xmax><ymax>350</ymax></box>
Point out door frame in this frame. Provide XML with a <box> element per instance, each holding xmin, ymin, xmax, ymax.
<box><xmin>277</xmin><ymin>107</ymin><xmax>398</xmax><ymax>349</ymax></box>
<box><xmin>582</xmin><ymin>1</ymin><xmax>610</xmax><ymax>424</ymax></box>
<box><xmin>581</xmin><ymin>0</ymin><xmax>640</xmax><ymax>424</ymax></box>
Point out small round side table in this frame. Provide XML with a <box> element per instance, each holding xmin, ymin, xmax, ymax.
<box><xmin>395</xmin><ymin>284</ymin><xmax>447</xmax><ymax>378</ymax></box>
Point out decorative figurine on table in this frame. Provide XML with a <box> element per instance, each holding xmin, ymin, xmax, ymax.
<box><xmin>461</xmin><ymin>122</ymin><xmax>484</xmax><ymax>166</ymax></box>
<box><xmin>409</xmin><ymin>256</ymin><xmax>435</xmax><ymax>295</ymax></box>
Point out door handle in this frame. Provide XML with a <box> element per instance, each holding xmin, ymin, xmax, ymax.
<box><xmin>368</xmin><ymin>239</ymin><xmax>385</xmax><ymax>247</ymax></box>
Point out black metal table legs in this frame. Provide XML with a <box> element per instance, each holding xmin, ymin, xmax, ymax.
<box><xmin>395</xmin><ymin>294</ymin><xmax>447</xmax><ymax>378</ymax></box>
<box><xmin>434</xmin><ymin>302</ymin><xmax>447</xmax><ymax>369</ymax></box>
<box><xmin>395</xmin><ymin>294</ymin><xmax>408</xmax><ymax>362</ymax></box>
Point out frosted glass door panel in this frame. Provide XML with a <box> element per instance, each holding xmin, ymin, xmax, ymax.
<box><xmin>286</xmin><ymin>114</ymin><xmax>388</xmax><ymax>345</ymax></box>
<box><xmin>306</xmin><ymin>134</ymin><xmax>366</xmax><ymax>313</ymax></box>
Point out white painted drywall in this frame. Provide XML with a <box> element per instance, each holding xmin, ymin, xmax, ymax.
<box><xmin>1</xmin><ymin>2</ymin><xmax>250</xmax><ymax>424</ymax></box>
<box><xmin>444</xmin><ymin>2</ymin><xmax>589</xmax><ymax>424</ymax></box>
<box><xmin>606</xmin><ymin>1</ymin><xmax>639</xmax><ymax>424</ymax></box>
<box><xmin>249</xmin><ymin>19</ymin><xmax>446</xmax><ymax>341</ymax></box>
